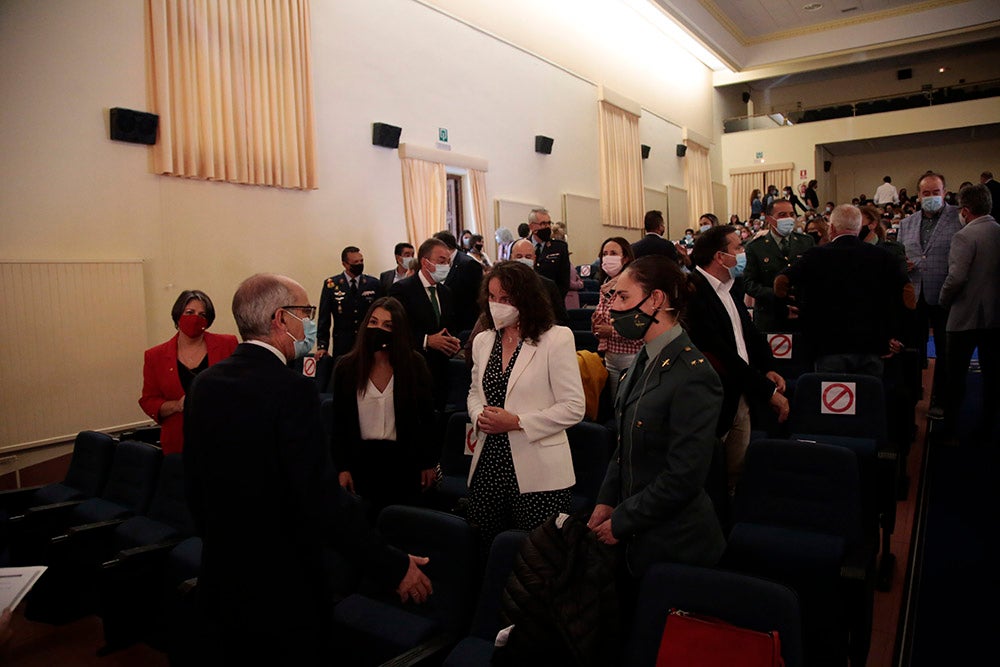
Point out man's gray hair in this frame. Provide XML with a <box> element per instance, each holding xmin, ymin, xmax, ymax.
<box><xmin>528</xmin><ymin>208</ymin><xmax>549</xmax><ymax>224</ymax></box>
<box><xmin>495</xmin><ymin>227</ymin><xmax>514</xmax><ymax>245</ymax></box>
<box><xmin>829</xmin><ymin>204</ymin><xmax>863</xmax><ymax>233</ymax></box>
<box><xmin>959</xmin><ymin>183</ymin><xmax>992</xmax><ymax>217</ymax></box>
<box><xmin>232</xmin><ymin>273</ymin><xmax>294</xmax><ymax>341</ymax></box>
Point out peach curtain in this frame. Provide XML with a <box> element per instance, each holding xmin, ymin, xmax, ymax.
<box><xmin>147</xmin><ymin>0</ymin><xmax>317</xmax><ymax>189</ymax></box>
<box><xmin>598</xmin><ymin>101</ymin><xmax>644</xmax><ymax>229</ymax></box>
<box><xmin>683</xmin><ymin>140</ymin><xmax>713</xmax><ymax>225</ymax></box>
<box><xmin>730</xmin><ymin>171</ymin><xmax>760</xmax><ymax>221</ymax></box>
<box><xmin>400</xmin><ymin>158</ymin><xmax>446</xmax><ymax>245</ymax></box>
<box><xmin>765</xmin><ymin>167</ymin><xmax>795</xmax><ymax>195</ymax></box>
<box><xmin>469</xmin><ymin>168</ymin><xmax>491</xmax><ymax>258</ymax></box>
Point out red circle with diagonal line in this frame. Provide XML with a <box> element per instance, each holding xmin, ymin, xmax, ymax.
<box><xmin>769</xmin><ymin>334</ymin><xmax>792</xmax><ymax>358</ymax></box>
<box><xmin>303</xmin><ymin>357</ymin><xmax>316</xmax><ymax>377</ymax></box>
<box><xmin>822</xmin><ymin>382</ymin><xmax>854</xmax><ymax>414</ymax></box>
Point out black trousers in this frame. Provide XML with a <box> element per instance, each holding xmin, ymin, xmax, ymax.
<box><xmin>944</xmin><ymin>328</ymin><xmax>1000</xmax><ymax>437</ymax></box>
<box><xmin>913</xmin><ymin>293</ymin><xmax>950</xmax><ymax>403</ymax></box>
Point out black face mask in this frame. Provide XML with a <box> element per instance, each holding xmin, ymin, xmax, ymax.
<box><xmin>808</xmin><ymin>231</ymin><xmax>822</xmax><ymax>245</ymax></box>
<box><xmin>365</xmin><ymin>326</ymin><xmax>392</xmax><ymax>351</ymax></box>
<box><xmin>474</xmin><ymin>244</ymin><xmax>484</xmax><ymax>252</ymax></box>
<box><xmin>535</xmin><ymin>228</ymin><xmax>552</xmax><ymax>243</ymax></box>
<box><xmin>348</xmin><ymin>263</ymin><xmax>364</xmax><ymax>277</ymax></box>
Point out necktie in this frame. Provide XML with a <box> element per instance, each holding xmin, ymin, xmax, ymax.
<box><xmin>428</xmin><ymin>285</ymin><xmax>441</xmax><ymax>325</ymax></box>
<box><xmin>350</xmin><ymin>278</ymin><xmax>358</xmax><ymax>299</ymax></box>
<box><xmin>622</xmin><ymin>347</ymin><xmax>649</xmax><ymax>401</ymax></box>
<box><xmin>779</xmin><ymin>237</ymin><xmax>789</xmax><ymax>258</ymax></box>
<box><xmin>535</xmin><ymin>242</ymin><xmax>543</xmax><ymax>257</ymax></box>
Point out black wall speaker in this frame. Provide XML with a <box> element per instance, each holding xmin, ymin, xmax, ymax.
<box><xmin>897</xmin><ymin>68</ymin><xmax>913</xmax><ymax>81</ymax></box>
<box><xmin>110</xmin><ymin>107</ymin><xmax>158</xmax><ymax>145</ymax></box>
<box><xmin>824</xmin><ymin>160</ymin><xmax>832</xmax><ymax>173</ymax></box>
<box><xmin>741</xmin><ymin>92</ymin><xmax>751</xmax><ymax>104</ymax></box>
<box><xmin>676</xmin><ymin>144</ymin><xmax>687</xmax><ymax>158</ymax></box>
<box><xmin>372</xmin><ymin>122</ymin><xmax>402</xmax><ymax>149</ymax></box>
<box><xmin>641</xmin><ymin>144</ymin><xmax>651</xmax><ymax>160</ymax></box>
<box><xmin>535</xmin><ymin>135</ymin><xmax>553</xmax><ymax>154</ymax></box>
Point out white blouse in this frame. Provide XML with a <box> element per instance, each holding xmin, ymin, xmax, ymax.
<box><xmin>357</xmin><ymin>376</ymin><xmax>396</xmax><ymax>442</ymax></box>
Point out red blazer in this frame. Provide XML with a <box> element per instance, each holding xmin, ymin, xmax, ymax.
<box><xmin>139</xmin><ymin>331</ymin><xmax>239</xmax><ymax>454</ymax></box>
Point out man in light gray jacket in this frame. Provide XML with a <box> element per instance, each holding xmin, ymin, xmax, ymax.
<box><xmin>938</xmin><ymin>184</ymin><xmax>1000</xmax><ymax>444</ymax></box>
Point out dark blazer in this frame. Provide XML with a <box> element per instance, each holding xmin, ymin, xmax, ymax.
<box><xmin>317</xmin><ymin>273</ymin><xmax>384</xmax><ymax>356</ymax></box>
<box><xmin>388</xmin><ymin>274</ymin><xmax>456</xmax><ymax>408</ymax></box>
<box><xmin>781</xmin><ymin>234</ymin><xmax>909</xmax><ymax>356</ymax></box>
<box><xmin>631</xmin><ymin>233</ymin><xmax>679</xmax><ymax>263</ymax></box>
<box><xmin>743</xmin><ymin>230</ymin><xmax>814</xmax><ymax>332</ymax></box>
<box><xmin>330</xmin><ymin>351</ymin><xmax>438</xmax><ymax>472</ymax></box>
<box><xmin>139</xmin><ymin>331</ymin><xmax>238</xmax><ymax>455</ymax></box>
<box><xmin>535</xmin><ymin>239</ymin><xmax>571</xmax><ymax>297</ymax></box>
<box><xmin>685</xmin><ymin>269</ymin><xmax>777</xmax><ymax>437</ymax></box>
<box><xmin>985</xmin><ymin>179</ymin><xmax>1000</xmax><ymax>221</ymax></box>
<box><xmin>379</xmin><ymin>268</ymin><xmax>405</xmax><ymax>294</ymax></box>
<box><xmin>540</xmin><ymin>274</ymin><xmax>569</xmax><ymax>326</ymax></box>
<box><xmin>596</xmin><ymin>329</ymin><xmax>726</xmax><ymax>576</ymax></box>
<box><xmin>444</xmin><ymin>250</ymin><xmax>484</xmax><ymax>331</ymax></box>
<box><xmin>184</xmin><ymin>343</ymin><xmax>407</xmax><ymax>662</ymax></box>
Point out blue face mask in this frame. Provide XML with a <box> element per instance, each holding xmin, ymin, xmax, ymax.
<box><xmin>283</xmin><ymin>310</ymin><xmax>317</xmax><ymax>360</ymax></box>
<box><xmin>724</xmin><ymin>251</ymin><xmax>747</xmax><ymax>279</ymax></box>
<box><xmin>921</xmin><ymin>196</ymin><xmax>943</xmax><ymax>214</ymax></box>
<box><xmin>515</xmin><ymin>257</ymin><xmax>535</xmax><ymax>269</ymax></box>
<box><xmin>775</xmin><ymin>217</ymin><xmax>796</xmax><ymax>237</ymax></box>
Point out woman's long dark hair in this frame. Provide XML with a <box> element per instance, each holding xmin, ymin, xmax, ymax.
<box><xmin>594</xmin><ymin>236</ymin><xmax>634</xmax><ymax>283</ymax></box>
<box><xmin>476</xmin><ymin>261</ymin><xmax>553</xmax><ymax>344</ymax></box>
<box><xmin>338</xmin><ymin>297</ymin><xmax>418</xmax><ymax>395</ymax></box>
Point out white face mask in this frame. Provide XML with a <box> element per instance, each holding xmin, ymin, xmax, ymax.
<box><xmin>514</xmin><ymin>257</ymin><xmax>535</xmax><ymax>269</ymax></box>
<box><xmin>426</xmin><ymin>260</ymin><xmax>450</xmax><ymax>283</ymax></box>
<box><xmin>775</xmin><ymin>217</ymin><xmax>796</xmax><ymax>237</ymax></box>
<box><xmin>489</xmin><ymin>302</ymin><xmax>519</xmax><ymax>330</ymax></box>
<box><xmin>601</xmin><ymin>255</ymin><xmax>623</xmax><ymax>277</ymax></box>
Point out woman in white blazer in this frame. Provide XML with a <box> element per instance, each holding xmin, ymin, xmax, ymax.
<box><xmin>466</xmin><ymin>261</ymin><xmax>586</xmax><ymax>549</ymax></box>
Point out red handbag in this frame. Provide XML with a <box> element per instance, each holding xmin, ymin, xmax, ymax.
<box><xmin>655</xmin><ymin>608</ymin><xmax>784</xmax><ymax>667</ymax></box>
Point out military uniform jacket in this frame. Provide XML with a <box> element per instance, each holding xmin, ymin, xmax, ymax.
<box><xmin>317</xmin><ymin>273</ymin><xmax>384</xmax><ymax>356</ymax></box>
<box><xmin>596</xmin><ymin>328</ymin><xmax>726</xmax><ymax>576</ymax></box>
<box><xmin>743</xmin><ymin>230</ymin><xmax>814</xmax><ymax>332</ymax></box>
<box><xmin>535</xmin><ymin>239</ymin><xmax>571</xmax><ymax>297</ymax></box>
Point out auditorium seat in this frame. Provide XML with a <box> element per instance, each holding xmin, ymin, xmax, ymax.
<box><xmin>566</xmin><ymin>421</ymin><xmax>613</xmax><ymax>514</ymax></box>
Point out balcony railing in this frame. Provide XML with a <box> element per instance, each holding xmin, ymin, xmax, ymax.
<box><xmin>723</xmin><ymin>78</ymin><xmax>1000</xmax><ymax>133</ymax></box>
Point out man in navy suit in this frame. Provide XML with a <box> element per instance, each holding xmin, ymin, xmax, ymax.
<box><xmin>316</xmin><ymin>246</ymin><xmax>384</xmax><ymax>359</ymax></box>
<box><xmin>388</xmin><ymin>238</ymin><xmax>462</xmax><ymax>412</ymax></box>
<box><xmin>184</xmin><ymin>273</ymin><xmax>431</xmax><ymax>664</ymax></box>
<box><xmin>433</xmin><ymin>230</ymin><xmax>483</xmax><ymax>332</ymax></box>
<box><xmin>631</xmin><ymin>210</ymin><xmax>680</xmax><ymax>263</ymax></box>
<box><xmin>379</xmin><ymin>242</ymin><xmax>414</xmax><ymax>293</ymax></box>
<box><xmin>686</xmin><ymin>225</ymin><xmax>788</xmax><ymax>490</ymax></box>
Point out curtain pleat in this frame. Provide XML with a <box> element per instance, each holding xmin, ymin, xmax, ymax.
<box><xmin>469</xmin><ymin>169</ymin><xmax>491</xmax><ymax>259</ymax></box>
<box><xmin>401</xmin><ymin>158</ymin><xmax>446</xmax><ymax>246</ymax></box>
<box><xmin>730</xmin><ymin>172</ymin><xmax>760</xmax><ymax>221</ymax></box>
<box><xmin>683</xmin><ymin>140</ymin><xmax>713</xmax><ymax>226</ymax></box>
<box><xmin>148</xmin><ymin>0</ymin><xmax>317</xmax><ymax>190</ymax></box>
<box><xmin>598</xmin><ymin>101</ymin><xmax>644</xmax><ymax>229</ymax></box>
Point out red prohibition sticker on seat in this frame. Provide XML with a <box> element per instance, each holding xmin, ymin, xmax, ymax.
<box><xmin>303</xmin><ymin>357</ymin><xmax>317</xmax><ymax>377</ymax></box>
<box><xmin>767</xmin><ymin>334</ymin><xmax>793</xmax><ymax>359</ymax></box>
<box><xmin>821</xmin><ymin>381</ymin><xmax>856</xmax><ymax>415</ymax></box>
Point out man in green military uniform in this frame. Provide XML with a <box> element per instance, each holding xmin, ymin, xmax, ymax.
<box><xmin>743</xmin><ymin>198</ymin><xmax>814</xmax><ymax>332</ymax></box>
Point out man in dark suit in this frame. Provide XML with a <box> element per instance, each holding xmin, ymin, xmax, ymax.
<box><xmin>529</xmin><ymin>208</ymin><xmax>571</xmax><ymax>298</ymax></box>
<box><xmin>631</xmin><ymin>209</ymin><xmax>680</xmax><ymax>263</ymax></box>
<box><xmin>776</xmin><ymin>205</ymin><xmax>914</xmax><ymax>377</ymax></box>
<box><xmin>379</xmin><ymin>241</ymin><xmax>414</xmax><ymax>293</ymax></box>
<box><xmin>686</xmin><ymin>225</ymin><xmax>789</xmax><ymax>490</ymax></box>
<box><xmin>939</xmin><ymin>184</ymin><xmax>1000</xmax><ymax>443</ymax></box>
<box><xmin>433</xmin><ymin>230</ymin><xmax>483</xmax><ymax>332</ymax></box>
<box><xmin>388</xmin><ymin>238</ymin><xmax>462</xmax><ymax>412</ymax></box>
<box><xmin>981</xmin><ymin>171</ymin><xmax>1000</xmax><ymax>221</ymax></box>
<box><xmin>184</xmin><ymin>273</ymin><xmax>431</xmax><ymax>664</ymax></box>
<box><xmin>317</xmin><ymin>246</ymin><xmax>384</xmax><ymax>359</ymax></box>
<box><xmin>743</xmin><ymin>197</ymin><xmax>815</xmax><ymax>332</ymax></box>
<box><xmin>509</xmin><ymin>239</ymin><xmax>569</xmax><ymax>326</ymax></box>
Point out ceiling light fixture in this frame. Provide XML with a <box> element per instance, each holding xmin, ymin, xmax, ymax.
<box><xmin>803</xmin><ymin>3</ymin><xmax>823</xmax><ymax>10</ymax></box>
<box><xmin>938</xmin><ymin>67</ymin><xmax>949</xmax><ymax>73</ymax></box>
<box><xmin>621</xmin><ymin>0</ymin><xmax>728</xmax><ymax>72</ymax></box>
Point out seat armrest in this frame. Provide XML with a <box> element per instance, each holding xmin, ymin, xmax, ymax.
<box><xmin>0</xmin><ymin>486</ymin><xmax>46</xmax><ymax>512</ymax></box>
<box><xmin>66</xmin><ymin>518</ymin><xmax>126</xmax><ymax>537</ymax></box>
<box><xmin>20</xmin><ymin>499</ymin><xmax>85</xmax><ymax>520</ymax></box>
<box><xmin>379</xmin><ymin>632</ymin><xmax>457</xmax><ymax>667</ymax></box>
<box><xmin>103</xmin><ymin>538</ymin><xmax>186</xmax><ymax>570</ymax></box>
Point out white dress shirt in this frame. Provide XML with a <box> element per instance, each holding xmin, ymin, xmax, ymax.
<box><xmin>695</xmin><ymin>266</ymin><xmax>748</xmax><ymax>363</ymax></box>
<box><xmin>357</xmin><ymin>376</ymin><xmax>396</xmax><ymax>441</ymax></box>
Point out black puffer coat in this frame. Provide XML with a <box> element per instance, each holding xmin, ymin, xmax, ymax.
<box><xmin>494</xmin><ymin>512</ymin><xmax>619</xmax><ymax>667</ymax></box>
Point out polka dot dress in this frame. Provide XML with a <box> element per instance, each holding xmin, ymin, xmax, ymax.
<box><xmin>467</xmin><ymin>329</ymin><xmax>571</xmax><ymax>550</ymax></box>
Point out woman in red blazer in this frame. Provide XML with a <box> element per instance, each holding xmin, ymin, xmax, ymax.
<box><xmin>139</xmin><ymin>290</ymin><xmax>238</xmax><ymax>454</ymax></box>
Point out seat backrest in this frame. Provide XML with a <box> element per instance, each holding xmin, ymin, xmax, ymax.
<box><xmin>469</xmin><ymin>530</ymin><xmax>528</xmax><ymax>640</ymax></box>
<box><xmin>789</xmin><ymin>373</ymin><xmax>888</xmax><ymax>447</ymax></box>
<box><xmin>145</xmin><ymin>454</ymin><xmax>195</xmax><ymax>535</ymax></box>
<box><xmin>376</xmin><ymin>505</ymin><xmax>480</xmax><ymax>636</ymax></box>
<box><xmin>62</xmin><ymin>431</ymin><xmax>117</xmax><ymax>497</ymax></box>
<box><xmin>735</xmin><ymin>439</ymin><xmax>862</xmax><ymax>544</ymax></box>
<box><xmin>444</xmin><ymin>358</ymin><xmax>472</xmax><ymax>414</ymax></box>
<box><xmin>566</xmin><ymin>422</ymin><xmax>612</xmax><ymax>509</ymax></box>
<box><xmin>101</xmin><ymin>440</ymin><xmax>163</xmax><ymax>515</ymax></box>
<box><xmin>440</xmin><ymin>411</ymin><xmax>472</xmax><ymax>479</ymax></box>
<box><xmin>567</xmin><ymin>308</ymin><xmax>594</xmax><ymax>332</ymax></box>
<box><xmin>573</xmin><ymin>330</ymin><xmax>599</xmax><ymax>352</ymax></box>
<box><xmin>320</xmin><ymin>396</ymin><xmax>335</xmax><ymax>443</ymax></box>
<box><xmin>624</xmin><ymin>562</ymin><xmax>803</xmax><ymax>667</ymax></box>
